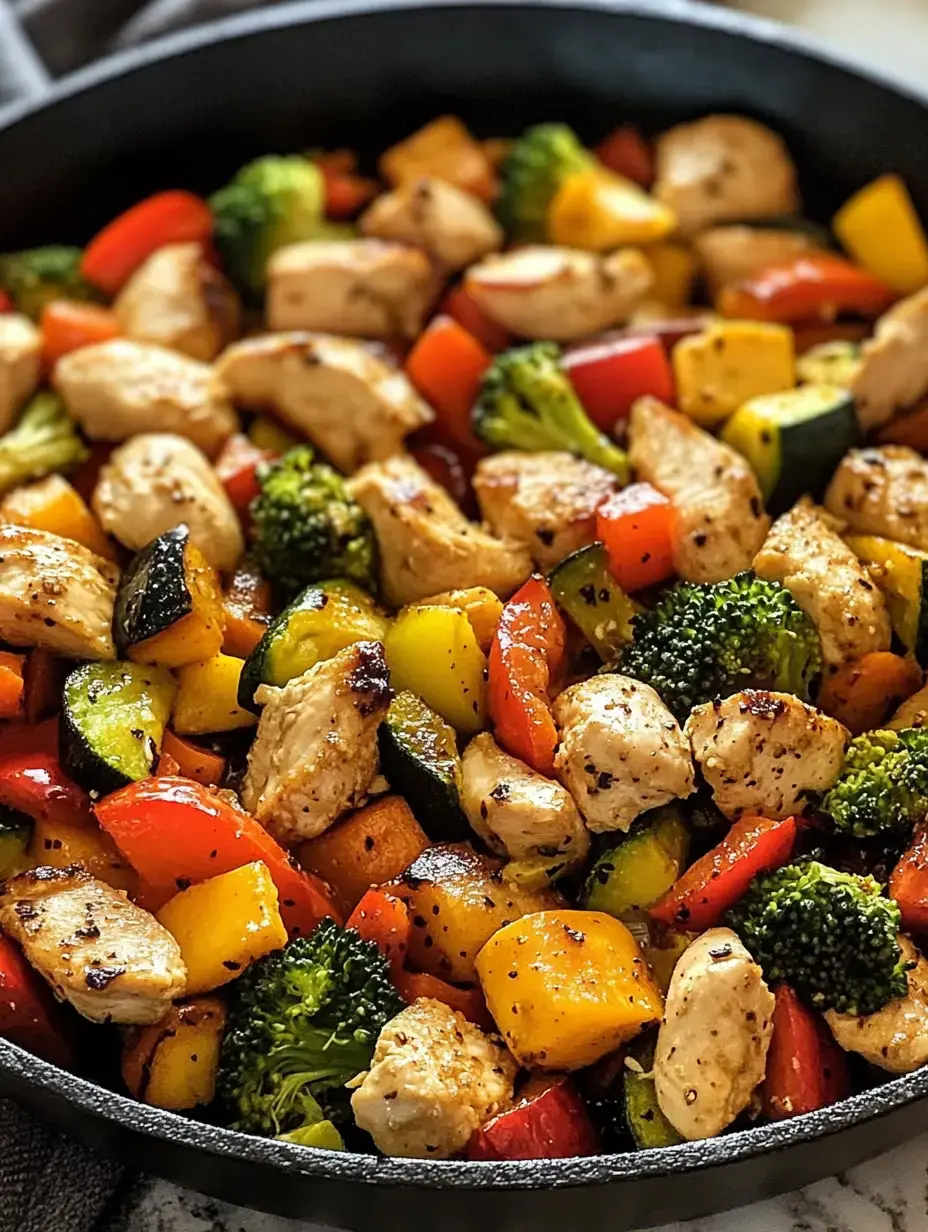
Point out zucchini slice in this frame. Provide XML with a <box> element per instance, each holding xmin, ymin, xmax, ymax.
<box><xmin>239</xmin><ymin>579</ymin><xmax>389</xmax><ymax>711</ymax></box>
<box><xmin>114</xmin><ymin>526</ymin><xmax>225</xmax><ymax>669</ymax></box>
<box><xmin>377</xmin><ymin>690</ymin><xmax>469</xmax><ymax>842</ymax></box>
<box><xmin>60</xmin><ymin>661</ymin><xmax>177</xmax><ymax>794</ymax></box>
<box><xmin>796</xmin><ymin>341</ymin><xmax>862</xmax><ymax>388</ymax></box>
<box><xmin>581</xmin><ymin>806</ymin><xmax>689</xmax><ymax>922</ymax></box>
<box><xmin>624</xmin><ymin>1033</ymin><xmax>683</xmax><ymax>1150</ymax></box>
<box><xmin>548</xmin><ymin>542</ymin><xmax>637</xmax><ymax>663</ymax></box>
<box><xmin>846</xmin><ymin>534</ymin><xmax>928</xmax><ymax>665</ymax></box>
<box><xmin>720</xmin><ymin>383</ymin><xmax>861</xmax><ymax>515</ymax></box>
<box><xmin>0</xmin><ymin>805</ymin><xmax>32</xmax><ymax>878</ymax></box>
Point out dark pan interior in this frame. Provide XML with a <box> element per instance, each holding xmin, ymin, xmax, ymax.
<box><xmin>1</xmin><ymin>2</ymin><xmax>928</xmax><ymax>1228</ymax></box>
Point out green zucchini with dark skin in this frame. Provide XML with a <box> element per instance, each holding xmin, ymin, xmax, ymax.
<box><xmin>624</xmin><ymin>1032</ymin><xmax>683</xmax><ymax>1150</ymax></box>
<box><xmin>720</xmin><ymin>383</ymin><xmax>861</xmax><ymax>516</ymax></box>
<box><xmin>581</xmin><ymin>805</ymin><xmax>689</xmax><ymax>922</ymax></box>
<box><xmin>548</xmin><ymin>542</ymin><xmax>637</xmax><ymax>663</ymax></box>
<box><xmin>377</xmin><ymin>690</ymin><xmax>470</xmax><ymax>842</ymax></box>
<box><xmin>0</xmin><ymin>805</ymin><xmax>32</xmax><ymax>878</ymax></box>
<box><xmin>60</xmin><ymin>662</ymin><xmax>177</xmax><ymax>794</ymax></box>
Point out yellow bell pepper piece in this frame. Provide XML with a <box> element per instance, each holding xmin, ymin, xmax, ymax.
<box><xmin>834</xmin><ymin>174</ymin><xmax>928</xmax><ymax>296</ymax></box>
<box><xmin>172</xmin><ymin>652</ymin><xmax>257</xmax><ymax>735</ymax></box>
<box><xmin>548</xmin><ymin>168</ymin><xmax>676</xmax><ymax>251</ymax></box>
<box><xmin>157</xmin><ymin>861</ymin><xmax>288</xmax><ymax>995</ymax></box>
<box><xmin>642</xmin><ymin>242</ymin><xmax>697</xmax><ymax>310</ymax></box>
<box><xmin>29</xmin><ymin>813</ymin><xmax>136</xmax><ymax>894</ymax></box>
<box><xmin>384</xmin><ymin>604</ymin><xmax>487</xmax><ymax>734</ymax></box>
<box><xmin>417</xmin><ymin>586</ymin><xmax>503</xmax><ymax>653</ymax></box>
<box><xmin>0</xmin><ymin>475</ymin><xmax>113</xmax><ymax>559</ymax></box>
<box><xmin>122</xmin><ymin>998</ymin><xmax>227</xmax><ymax>1110</ymax></box>
<box><xmin>673</xmin><ymin>320</ymin><xmax>795</xmax><ymax>427</ymax></box>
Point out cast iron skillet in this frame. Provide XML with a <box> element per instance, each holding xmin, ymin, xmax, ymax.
<box><xmin>1</xmin><ymin>1</ymin><xmax>928</xmax><ymax>1226</ymax></box>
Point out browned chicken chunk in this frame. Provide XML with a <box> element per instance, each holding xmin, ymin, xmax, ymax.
<box><xmin>824</xmin><ymin>446</ymin><xmax>928</xmax><ymax>552</ymax></box>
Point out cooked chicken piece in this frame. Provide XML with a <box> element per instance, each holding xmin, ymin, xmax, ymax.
<box><xmin>464</xmin><ymin>246</ymin><xmax>652</xmax><ymax>342</ymax></box>
<box><xmin>461</xmin><ymin>732</ymin><xmax>590</xmax><ymax>876</ymax></box>
<box><xmin>473</xmin><ymin>451</ymin><xmax>618</xmax><ymax>570</ymax></box>
<box><xmin>242</xmin><ymin>640</ymin><xmax>391</xmax><ymax>844</ymax></box>
<box><xmin>825</xmin><ymin>937</ymin><xmax>928</xmax><ymax>1074</ymax></box>
<box><xmin>0</xmin><ymin>313</ymin><xmax>41</xmax><ymax>434</ymax></box>
<box><xmin>824</xmin><ymin>446</ymin><xmax>928</xmax><ymax>552</ymax></box>
<box><xmin>350</xmin><ymin>998</ymin><xmax>516</xmax><ymax>1159</ymax></box>
<box><xmin>0</xmin><ymin>865</ymin><xmax>186</xmax><ymax>1025</ymax></box>
<box><xmin>0</xmin><ymin>524</ymin><xmax>117</xmax><ymax>660</ymax></box>
<box><xmin>753</xmin><ymin>498</ymin><xmax>891</xmax><ymax>671</ymax></box>
<box><xmin>685</xmin><ymin>690</ymin><xmax>848</xmax><ymax>821</ymax></box>
<box><xmin>266</xmin><ymin>240</ymin><xmax>435</xmax><ymax>339</ymax></box>
<box><xmin>114</xmin><ymin>241</ymin><xmax>241</xmax><ymax>362</ymax></box>
<box><xmin>214</xmin><ymin>332</ymin><xmax>432</xmax><ymax>474</ymax></box>
<box><xmin>692</xmin><ymin>226</ymin><xmax>820</xmax><ymax>292</ymax></box>
<box><xmin>629</xmin><ymin>397</ymin><xmax>769</xmax><ymax>583</ymax></box>
<box><xmin>654</xmin><ymin>928</ymin><xmax>774</xmax><ymax>1140</ymax></box>
<box><xmin>53</xmin><ymin>339</ymin><xmax>237</xmax><ymax>458</ymax></box>
<box><xmin>360</xmin><ymin>176</ymin><xmax>503</xmax><ymax>271</ymax></box>
<box><xmin>92</xmin><ymin>433</ymin><xmax>243</xmax><ymax>572</ymax></box>
<box><xmin>851</xmin><ymin>287</ymin><xmax>928</xmax><ymax>431</ymax></box>
<box><xmin>347</xmin><ymin>455</ymin><xmax>532</xmax><ymax>606</ymax></box>
<box><xmin>654</xmin><ymin>115</ymin><xmax>799</xmax><ymax>236</ymax></box>
<box><xmin>553</xmin><ymin>675</ymin><xmax>694</xmax><ymax>833</ymax></box>
<box><xmin>889</xmin><ymin>682</ymin><xmax>928</xmax><ymax>730</ymax></box>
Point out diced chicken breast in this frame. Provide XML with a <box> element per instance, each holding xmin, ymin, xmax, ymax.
<box><xmin>0</xmin><ymin>313</ymin><xmax>41</xmax><ymax>434</ymax></box>
<box><xmin>473</xmin><ymin>451</ymin><xmax>618</xmax><ymax>570</ymax></box>
<box><xmin>92</xmin><ymin>433</ymin><xmax>243</xmax><ymax>572</ymax></box>
<box><xmin>347</xmin><ymin>455</ymin><xmax>532</xmax><ymax>606</ymax></box>
<box><xmin>825</xmin><ymin>937</ymin><xmax>928</xmax><ymax>1074</ymax></box>
<box><xmin>360</xmin><ymin>176</ymin><xmax>503</xmax><ymax>271</ymax></box>
<box><xmin>629</xmin><ymin>397</ymin><xmax>770</xmax><ymax>583</ymax></box>
<box><xmin>114</xmin><ymin>241</ymin><xmax>242</xmax><ymax>362</ymax></box>
<box><xmin>0</xmin><ymin>865</ymin><xmax>186</xmax><ymax>1025</ymax></box>
<box><xmin>889</xmin><ymin>683</ymin><xmax>928</xmax><ymax>731</ymax></box>
<box><xmin>553</xmin><ymin>674</ymin><xmax>694</xmax><ymax>833</ymax></box>
<box><xmin>852</xmin><ymin>287</ymin><xmax>928</xmax><ymax>431</ymax></box>
<box><xmin>685</xmin><ymin>690</ymin><xmax>848</xmax><ymax>821</ymax></box>
<box><xmin>654</xmin><ymin>115</ymin><xmax>799</xmax><ymax>236</ymax></box>
<box><xmin>53</xmin><ymin>339</ymin><xmax>238</xmax><ymax>458</ymax></box>
<box><xmin>214</xmin><ymin>332</ymin><xmax>432</xmax><ymax>474</ymax></box>
<box><xmin>753</xmin><ymin>498</ymin><xmax>891</xmax><ymax>671</ymax></box>
<box><xmin>692</xmin><ymin>225</ymin><xmax>820</xmax><ymax>292</ymax></box>
<box><xmin>0</xmin><ymin>524</ymin><xmax>117</xmax><ymax>660</ymax></box>
<box><xmin>465</xmin><ymin>246</ymin><xmax>652</xmax><ymax>342</ymax></box>
<box><xmin>824</xmin><ymin>446</ymin><xmax>928</xmax><ymax>552</ymax></box>
<box><xmin>350</xmin><ymin>998</ymin><xmax>517</xmax><ymax>1158</ymax></box>
<box><xmin>654</xmin><ymin>928</ymin><xmax>774</xmax><ymax>1139</ymax></box>
<box><xmin>241</xmin><ymin>640</ymin><xmax>391</xmax><ymax>844</ymax></box>
<box><xmin>266</xmin><ymin>240</ymin><xmax>435</xmax><ymax>339</ymax></box>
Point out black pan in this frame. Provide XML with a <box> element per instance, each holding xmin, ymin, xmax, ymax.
<box><xmin>1</xmin><ymin>2</ymin><xmax>927</xmax><ymax>1227</ymax></box>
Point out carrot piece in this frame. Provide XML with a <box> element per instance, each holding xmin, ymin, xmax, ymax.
<box><xmin>346</xmin><ymin>888</ymin><xmax>410</xmax><ymax>976</ymax></box>
<box><xmin>890</xmin><ymin>820</ymin><xmax>928</xmax><ymax>932</ymax></box>
<box><xmin>41</xmin><ymin>300</ymin><xmax>119</xmax><ymax>366</ymax></box>
<box><xmin>222</xmin><ymin>562</ymin><xmax>273</xmax><ymax>660</ymax></box>
<box><xmin>81</xmin><ymin>191</ymin><xmax>213</xmax><ymax>296</ymax></box>
<box><xmin>405</xmin><ymin>315</ymin><xmax>492</xmax><ymax>452</ymax></box>
<box><xmin>394</xmin><ymin>969</ymin><xmax>494</xmax><ymax>1030</ymax></box>
<box><xmin>160</xmin><ymin>730</ymin><xmax>226</xmax><ymax>787</ymax></box>
<box><xmin>0</xmin><ymin>652</ymin><xmax>25</xmax><ymax>719</ymax></box>
<box><xmin>440</xmin><ymin>285</ymin><xmax>512</xmax><ymax>353</ymax></box>
<box><xmin>596</xmin><ymin>482</ymin><xmax>676</xmax><ymax>593</ymax></box>
<box><xmin>817</xmin><ymin>652</ymin><xmax>922</xmax><ymax>736</ymax></box>
<box><xmin>594</xmin><ymin>126</ymin><xmax>654</xmax><ymax>187</ymax></box>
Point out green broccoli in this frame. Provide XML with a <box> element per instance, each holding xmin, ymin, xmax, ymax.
<box><xmin>250</xmin><ymin>444</ymin><xmax>377</xmax><ymax>602</ymax></box>
<box><xmin>472</xmin><ymin>342</ymin><xmax>629</xmax><ymax>481</ymax></box>
<box><xmin>218</xmin><ymin>918</ymin><xmax>404</xmax><ymax>1139</ymax></box>
<box><xmin>0</xmin><ymin>247</ymin><xmax>95</xmax><ymax>320</ymax></box>
<box><xmin>822</xmin><ymin>727</ymin><xmax>928</xmax><ymax>840</ymax></box>
<box><xmin>497</xmin><ymin>124</ymin><xmax>594</xmax><ymax>242</ymax></box>
<box><xmin>618</xmin><ymin>572</ymin><xmax>822</xmax><ymax>722</ymax></box>
<box><xmin>726</xmin><ymin>861</ymin><xmax>908</xmax><ymax>1016</ymax></box>
<box><xmin>0</xmin><ymin>392</ymin><xmax>89</xmax><ymax>498</ymax></box>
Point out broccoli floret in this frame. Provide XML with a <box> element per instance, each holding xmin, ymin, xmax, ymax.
<box><xmin>250</xmin><ymin>444</ymin><xmax>377</xmax><ymax>602</ymax></box>
<box><xmin>472</xmin><ymin>342</ymin><xmax>629</xmax><ymax>481</ymax></box>
<box><xmin>618</xmin><ymin>572</ymin><xmax>822</xmax><ymax>722</ymax></box>
<box><xmin>822</xmin><ymin>727</ymin><xmax>928</xmax><ymax>840</ymax></box>
<box><xmin>0</xmin><ymin>392</ymin><xmax>89</xmax><ymax>497</ymax></box>
<box><xmin>497</xmin><ymin>124</ymin><xmax>594</xmax><ymax>242</ymax></box>
<box><xmin>218</xmin><ymin>918</ymin><xmax>404</xmax><ymax>1138</ymax></box>
<box><xmin>726</xmin><ymin>861</ymin><xmax>908</xmax><ymax>1016</ymax></box>
<box><xmin>0</xmin><ymin>247</ymin><xmax>95</xmax><ymax>320</ymax></box>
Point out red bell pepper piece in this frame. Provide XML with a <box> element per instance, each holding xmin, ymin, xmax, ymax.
<box><xmin>215</xmin><ymin>433</ymin><xmax>275</xmax><ymax>520</ymax></box>
<box><xmin>409</xmin><ymin>441</ymin><xmax>473</xmax><ymax>510</ymax></box>
<box><xmin>649</xmin><ymin>813</ymin><xmax>797</xmax><ymax>932</ymax></box>
<box><xmin>40</xmin><ymin>301</ymin><xmax>119</xmax><ymax>367</ymax></box>
<box><xmin>323</xmin><ymin>172</ymin><xmax>379</xmax><ymax>219</ymax></box>
<box><xmin>488</xmin><ymin>576</ymin><xmax>566</xmax><ymax>778</ymax></box>
<box><xmin>405</xmin><ymin>315</ymin><xmax>492</xmax><ymax>452</ymax></box>
<box><xmin>0</xmin><ymin>936</ymin><xmax>73</xmax><ymax>1068</ymax></box>
<box><xmin>394</xmin><ymin>968</ymin><xmax>493</xmax><ymax>1030</ymax></box>
<box><xmin>596</xmin><ymin>482</ymin><xmax>676</xmax><ymax>593</ymax></box>
<box><xmin>81</xmin><ymin>191</ymin><xmax>214</xmax><ymax>296</ymax></box>
<box><xmin>763</xmin><ymin>984</ymin><xmax>849</xmax><ymax>1120</ymax></box>
<box><xmin>0</xmin><ymin>753</ymin><xmax>92</xmax><ymax>828</ymax></box>
<box><xmin>562</xmin><ymin>335</ymin><xmax>674</xmax><ymax>432</ymax></box>
<box><xmin>890</xmin><ymin>820</ymin><xmax>928</xmax><ymax>932</ymax></box>
<box><xmin>95</xmin><ymin>777</ymin><xmax>342</xmax><ymax>937</ymax></box>
<box><xmin>594</xmin><ymin>125</ymin><xmax>654</xmax><ymax>188</ymax></box>
<box><xmin>0</xmin><ymin>291</ymin><xmax>12</xmax><ymax>313</ymax></box>
<box><xmin>0</xmin><ymin>717</ymin><xmax>59</xmax><ymax>759</ymax></box>
<box><xmin>347</xmin><ymin>889</ymin><xmax>410</xmax><ymax>977</ymax></box>
<box><xmin>440</xmin><ymin>285</ymin><xmax>512</xmax><ymax>354</ymax></box>
<box><xmin>466</xmin><ymin>1075</ymin><xmax>599</xmax><ymax>1159</ymax></box>
<box><xmin>717</xmin><ymin>254</ymin><xmax>895</xmax><ymax>324</ymax></box>
<box><xmin>22</xmin><ymin>649</ymin><xmax>63</xmax><ymax>726</ymax></box>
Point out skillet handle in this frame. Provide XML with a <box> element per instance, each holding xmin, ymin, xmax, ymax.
<box><xmin>0</xmin><ymin>0</ymin><xmax>50</xmax><ymax>109</ymax></box>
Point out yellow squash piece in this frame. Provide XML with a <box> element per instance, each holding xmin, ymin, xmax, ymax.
<box><xmin>173</xmin><ymin>652</ymin><xmax>257</xmax><ymax>735</ymax></box>
<box><xmin>128</xmin><ymin>541</ymin><xmax>226</xmax><ymax>670</ymax></box>
<box><xmin>29</xmin><ymin>813</ymin><xmax>136</xmax><ymax>894</ymax></box>
<box><xmin>157</xmin><ymin>861</ymin><xmax>288</xmax><ymax>996</ymax></box>
<box><xmin>642</xmin><ymin>241</ymin><xmax>697</xmax><ymax>310</ymax></box>
<box><xmin>379</xmin><ymin>116</ymin><xmax>493</xmax><ymax>198</ymax></box>
<box><xmin>834</xmin><ymin>174</ymin><xmax>928</xmax><ymax>296</ymax></box>
<box><xmin>673</xmin><ymin>320</ymin><xmax>796</xmax><ymax>427</ymax></box>
<box><xmin>475</xmin><ymin>909</ymin><xmax>663</xmax><ymax>1071</ymax></box>
<box><xmin>549</xmin><ymin>168</ymin><xmax>676</xmax><ymax>251</ymax></box>
<box><xmin>0</xmin><ymin>475</ymin><xmax>113</xmax><ymax>559</ymax></box>
<box><xmin>845</xmin><ymin>534</ymin><xmax>928</xmax><ymax>661</ymax></box>
<box><xmin>418</xmin><ymin>586</ymin><xmax>503</xmax><ymax>653</ymax></box>
<box><xmin>122</xmin><ymin>997</ymin><xmax>227</xmax><ymax>1110</ymax></box>
<box><xmin>384</xmin><ymin>604</ymin><xmax>487</xmax><ymax>734</ymax></box>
